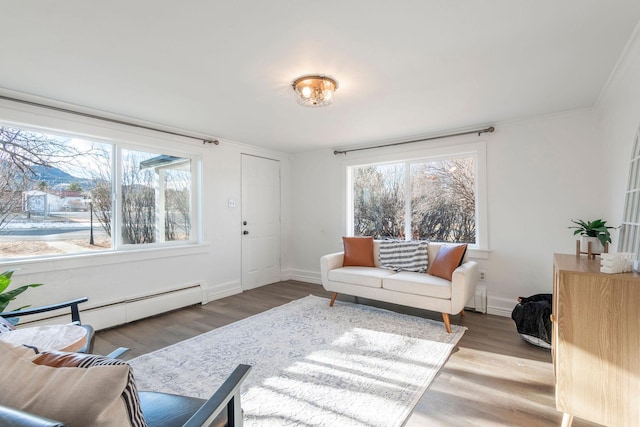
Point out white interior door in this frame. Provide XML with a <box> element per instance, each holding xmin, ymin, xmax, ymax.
<box><xmin>241</xmin><ymin>154</ymin><xmax>281</xmax><ymax>290</ymax></box>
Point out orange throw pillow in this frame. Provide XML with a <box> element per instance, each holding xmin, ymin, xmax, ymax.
<box><xmin>429</xmin><ymin>244</ymin><xmax>468</xmax><ymax>281</ymax></box>
<box><xmin>342</xmin><ymin>237</ymin><xmax>375</xmax><ymax>267</ymax></box>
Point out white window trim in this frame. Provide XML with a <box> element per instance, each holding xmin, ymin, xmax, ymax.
<box><xmin>0</xmin><ymin>100</ymin><xmax>204</xmax><ymax>264</ymax></box>
<box><xmin>342</xmin><ymin>140</ymin><xmax>489</xmax><ymax>259</ymax></box>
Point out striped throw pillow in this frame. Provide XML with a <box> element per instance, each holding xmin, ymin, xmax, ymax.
<box><xmin>33</xmin><ymin>351</ymin><xmax>147</xmax><ymax>427</ymax></box>
<box><xmin>379</xmin><ymin>240</ymin><xmax>429</xmax><ymax>272</ymax></box>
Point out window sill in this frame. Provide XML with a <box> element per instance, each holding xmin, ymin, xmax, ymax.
<box><xmin>468</xmin><ymin>248</ymin><xmax>490</xmax><ymax>260</ymax></box>
<box><xmin>0</xmin><ymin>243</ymin><xmax>211</xmax><ymax>274</ymax></box>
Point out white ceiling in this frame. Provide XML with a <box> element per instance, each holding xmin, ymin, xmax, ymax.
<box><xmin>2</xmin><ymin>1</ymin><xmax>640</xmax><ymax>153</ymax></box>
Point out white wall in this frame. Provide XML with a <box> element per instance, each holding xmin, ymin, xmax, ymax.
<box><xmin>484</xmin><ymin>110</ymin><xmax>603</xmax><ymax>313</ymax></box>
<box><xmin>289</xmin><ymin>109</ymin><xmax>603</xmax><ymax>316</ymax></box>
<box><xmin>0</xmin><ymin>98</ymin><xmax>292</xmax><ymax>329</ymax></box>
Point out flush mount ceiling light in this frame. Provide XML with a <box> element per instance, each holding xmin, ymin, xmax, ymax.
<box><xmin>292</xmin><ymin>75</ymin><xmax>338</xmax><ymax>107</ymax></box>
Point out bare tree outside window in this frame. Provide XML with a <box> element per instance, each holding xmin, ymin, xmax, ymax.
<box><xmin>411</xmin><ymin>157</ymin><xmax>475</xmax><ymax>243</ymax></box>
<box><xmin>0</xmin><ymin>127</ymin><xmax>92</xmax><ymax>174</ymax></box>
<box><xmin>120</xmin><ymin>149</ymin><xmax>192</xmax><ymax>245</ymax></box>
<box><xmin>353</xmin><ymin>163</ymin><xmax>405</xmax><ymax>238</ymax></box>
<box><xmin>164</xmin><ymin>169</ymin><xmax>191</xmax><ymax>241</ymax></box>
<box><xmin>121</xmin><ymin>150</ymin><xmax>156</xmax><ymax>244</ymax></box>
<box><xmin>0</xmin><ymin>161</ymin><xmax>26</xmax><ymax>230</ymax></box>
<box><xmin>0</xmin><ymin>127</ymin><xmax>96</xmax><ymax>230</ymax></box>
<box><xmin>88</xmin><ymin>149</ymin><xmax>113</xmax><ymax>239</ymax></box>
<box><xmin>351</xmin><ymin>156</ymin><xmax>476</xmax><ymax>243</ymax></box>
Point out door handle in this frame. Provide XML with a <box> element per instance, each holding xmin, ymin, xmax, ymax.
<box><xmin>243</xmin><ymin>230</ymin><xmax>249</xmax><ymax>235</ymax></box>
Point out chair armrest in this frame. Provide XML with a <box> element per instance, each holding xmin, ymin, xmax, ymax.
<box><xmin>183</xmin><ymin>364</ymin><xmax>252</xmax><ymax>427</ymax></box>
<box><xmin>450</xmin><ymin>261</ymin><xmax>479</xmax><ymax>313</ymax></box>
<box><xmin>0</xmin><ymin>297</ymin><xmax>89</xmax><ymax>324</ymax></box>
<box><xmin>106</xmin><ymin>347</ymin><xmax>130</xmax><ymax>359</ymax></box>
<box><xmin>320</xmin><ymin>252</ymin><xmax>344</xmax><ymax>287</ymax></box>
<box><xmin>0</xmin><ymin>404</ymin><xmax>63</xmax><ymax>427</ymax></box>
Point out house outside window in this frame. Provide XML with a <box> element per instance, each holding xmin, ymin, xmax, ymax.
<box><xmin>0</xmin><ymin>124</ymin><xmax>199</xmax><ymax>260</ymax></box>
<box><xmin>346</xmin><ymin>142</ymin><xmax>487</xmax><ymax>250</ymax></box>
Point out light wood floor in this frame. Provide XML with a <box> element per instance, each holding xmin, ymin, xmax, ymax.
<box><xmin>95</xmin><ymin>281</ymin><xmax>601</xmax><ymax>427</ymax></box>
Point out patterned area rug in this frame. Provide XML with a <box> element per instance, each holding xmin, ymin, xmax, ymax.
<box><xmin>129</xmin><ymin>295</ymin><xmax>465</xmax><ymax>427</ymax></box>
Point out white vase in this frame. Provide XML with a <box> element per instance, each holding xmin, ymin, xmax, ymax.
<box><xmin>580</xmin><ymin>236</ymin><xmax>605</xmax><ymax>254</ymax></box>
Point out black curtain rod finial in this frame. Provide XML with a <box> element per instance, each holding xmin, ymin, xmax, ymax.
<box><xmin>482</xmin><ymin>126</ymin><xmax>495</xmax><ymax>136</ymax></box>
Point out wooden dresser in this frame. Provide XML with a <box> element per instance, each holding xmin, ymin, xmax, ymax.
<box><xmin>552</xmin><ymin>254</ymin><xmax>640</xmax><ymax>427</ymax></box>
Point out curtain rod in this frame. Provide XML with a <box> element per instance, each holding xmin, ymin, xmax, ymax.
<box><xmin>0</xmin><ymin>94</ymin><xmax>219</xmax><ymax>145</ymax></box>
<box><xmin>333</xmin><ymin>126</ymin><xmax>495</xmax><ymax>155</ymax></box>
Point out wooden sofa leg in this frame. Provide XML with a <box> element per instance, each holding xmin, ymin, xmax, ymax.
<box><xmin>329</xmin><ymin>293</ymin><xmax>338</xmax><ymax>307</ymax></box>
<box><xmin>442</xmin><ymin>313</ymin><xmax>452</xmax><ymax>333</ymax></box>
<box><xmin>460</xmin><ymin>308</ymin><xmax>465</xmax><ymax>316</ymax></box>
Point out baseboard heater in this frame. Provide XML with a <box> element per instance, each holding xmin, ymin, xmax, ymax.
<box><xmin>19</xmin><ymin>283</ymin><xmax>206</xmax><ymax>331</ymax></box>
<box><xmin>465</xmin><ymin>284</ymin><xmax>487</xmax><ymax>314</ymax></box>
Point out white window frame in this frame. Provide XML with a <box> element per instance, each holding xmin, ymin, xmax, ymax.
<box><xmin>343</xmin><ymin>140</ymin><xmax>489</xmax><ymax>258</ymax></box>
<box><xmin>0</xmin><ymin>110</ymin><xmax>202</xmax><ymax>262</ymax></box>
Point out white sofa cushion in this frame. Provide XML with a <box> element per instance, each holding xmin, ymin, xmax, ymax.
<box><xmin>382</xmin><ymin>271</ymin><xmax>452</xmax><ymax>299</ymax></box>
<box><xmin>328</xmin><ymin>266</ymin><xmax>396</xmax><ymax>288</ymax></box>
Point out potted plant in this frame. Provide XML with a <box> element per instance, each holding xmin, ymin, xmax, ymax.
<box><xmin>0</xmin><ymin>269</ymin><xmax>43</xmax><ymax>325</ymax></box>
<box><xmin>569</xmin><ymin>219</ymin><xmax>616</xmax><ymax>254</ymax></box>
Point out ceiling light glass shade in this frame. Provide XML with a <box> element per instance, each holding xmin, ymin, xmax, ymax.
<box><xmin>292</xmin><ymin>75</ymin><xmax>338</xmax><ymax>107</ymax></box>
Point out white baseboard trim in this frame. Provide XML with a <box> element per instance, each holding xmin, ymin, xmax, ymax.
<box><xmin>487</xmin><ymin>296</ymin><xmax>516</xmax><ymax>317</ymax></box>
<box><xmin>205</xmin><ymin>280</ymin><xmax>242</xmax><ymax>303</ymax></box>
<box><xmin>283</xmin><ymin>269</ymin><xmax>322</xmax><ymax>285</ymax></box>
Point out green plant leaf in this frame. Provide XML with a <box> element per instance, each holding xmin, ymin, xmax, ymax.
<box><xmin>0</xmin><ymin>270</ymin><xmax>16</xmax><ymax>294</ymax></box>
<box><xmin>0</xmin><ymin>283</ymin><xmax>43</xmax><ymax>313</ymax></box>
<box><xmin>0</xmin><ymin>269</ymin><xmax>43</xmax><ymax>320</ymax></box>
<box><xmin>569</xmin><ymin>218</ymin><xmax>617</xmax><ymax>244</ymax></box>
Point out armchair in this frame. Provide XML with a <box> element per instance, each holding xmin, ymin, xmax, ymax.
<box><xmin>0</xmin><ymin>364</ymin><xmax>251</xmax><ymax>427</ymax></box>
<box><xmin>0</xmin><ymin>297</ymin><xmax>94</xmax><ymax>353</ymax></box>
<box><xmin>0</xmin><ymin>340</ymin><xmax>251</xmax><ymax>427</ymax></box>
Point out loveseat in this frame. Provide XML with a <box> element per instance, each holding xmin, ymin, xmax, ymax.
<box><xmin>320</xmin><ymin>239</ymin><xmax>479</xmax><ymax>333</ymax></box>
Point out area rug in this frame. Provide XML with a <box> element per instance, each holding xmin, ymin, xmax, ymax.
<box><xmin>129</xmin><ymin>295</ymin><xmax>465</xmax><ymax>427</ymax></box>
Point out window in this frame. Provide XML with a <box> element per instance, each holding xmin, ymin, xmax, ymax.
<box><xmin>120</xmin><ymin>149</ymin><xmax>193</xmax><ymax>244</ymax></box>
<box><xmin>353</xmin><ymin>163</ymin><xmax>406</xmax><ymax>238</ymax></box>
<box><xmin>347</xmin><ymin>142</ymin><xmax>486</xmax><ymax>249</ymax></box>
<box><xmin>619</xmin><ymin>126</ymin><xmax>640</xmax><ymax>257</ymax></box>
<box><xmin>0</xmin><ymin>124</ymin><xmax>199</xmax><ymax>260</ymax></box>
